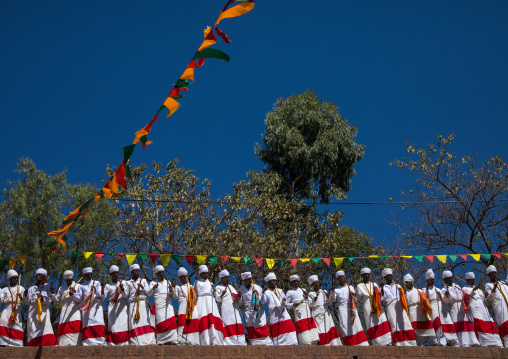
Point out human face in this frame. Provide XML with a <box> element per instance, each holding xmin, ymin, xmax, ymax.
<box><xmin>384</xmin><ymin>275</ymin><xmax>393</xmax><ymax>284</ymax></box>
<box><xmin>361</xmin><ymin>273</ymin><xmax>370</xmax><ymax>283</ymax></box>
<box><xmin>488</xmin><ymin>272</ymin><xmax>497</xmax><ymax>283</ymax></box>
<box><xmin>200</xmin><ymin>272</ymin><xmax>209</xmax><ymax>280</ymax></box>
<box><xmin>84</xmin><ymin>273</ymin><xmax>92</xmax><ymax>281</ymax></box>
<box><xmin>156</xmin><ymin>272</ymin><xmax>164</xmax><ymax>282</ymax></box>
<box><xmin>444</xmin><ymin>277</ymin><xmax>453</xmax><ymax>286</ymax></box>
<box><xmin>337</xmin><ymin>275</ymin><xmax>346</xmax><ymax>286</ymax></box>
<box><xmin>291</xmin><ymin>280</ymin><xmax>299</xmax><ymax>288</ymax></box>
<box><xmin>267</xmin><ymin>279</ymin><xmax>276</xmax><ymax>289</ymax></box>
<box><xmin>179</xmin><ymin>275</ymin><xmax>187</xmax><ymax>283</ymax></box>
<box><xmin>466</xmin><ymin>278</ymin><xmax>475</xmax><ymax>286</ymax></box>
<box><xmin>405</xmin><ymin>281</ymin><xmax>413</xmax><ymax>290</ymax></box>
<box><xmin>427</xmin><ymin>278</ymin><xmax>435</xmax><ymax>287</ymax></box>
<box><xmin>243</xmin><ymin>278</ymin><xmax>252</xmax><ymax>287</ymax></box>
<box><xmin>311</xmin><ymin>281</ymin><xmax>321</xmax><ymax>291</ymax></box>
<box><xmin>9</xmin><ymin>276</ymin><xmax>18</xmax><ymax>286</ymax></box>
<box><xmin>36</xmin><ymin>273</ymin><xmax>45</xmax><ymax>283</ymax></box>
<box><xmin>111</xmin><ymin>272</ymin><xmax>119</xmax><ymax>283</ymax></box>
<box><xmin>221</xmin><ymin>276</ymin><xmax>229</xmax><ymax>285</ymax></box>
<box><xmin>65</xmin><ymin>278</ymin><xmax>73</xmax><ymax>286</ymax></box>
<box><xmin>131</xmin><ymin>269</ymin><xmax>140</xmax><ymax>279</ymax></box>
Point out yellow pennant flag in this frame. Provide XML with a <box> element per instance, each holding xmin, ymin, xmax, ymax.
<box><xmin>368</xmin><ymin>255</ymin><xmax>379</xmax><ymax>258</ymax></box>
<box><xmin>196</xmin><ymin>255</ymin><xmax>207</xmax><ymax>265</ymax></box>
<box><xmin>401</xmin><ymin>256</ymin><xmax>413</xmax><ymax>259</ymax></box>
<box><xmin>266</xmin><ymin>259</ymin><xmax>275</xmax><ymax>269</ymax></box>
<box><xmin>299</xmin><ymin>258</ymin><xmax>310</xmax><ymax>263</ymax></box>
<box><xmin>83</xmin><ymin>252</ymin><xmax>93</xmax><ymax>260</ymax></box>
<box><xmin>18</xmin><ymin>256</ymin><xmax>26</xmax><ymax>266</ymax></box>
<box><xmin>164</xmin><ymin>97</ymin><xmax>180</xmax><ymax>118</ymax></box>
<box><xmin>470</xmin><ymin>254</ymin><xmax>481</xmax><ymax>262</ymax></box>
<box><xmin>160</xmin><ymin>254</ymin><xmax>171</xmax><ymax>267</ymax></box>
<box><xmin>215</xmin><ymin>2</ymin><xmax>255</xmax><ymax>26</ymax></box>
<box><xmin>436</xmin><ymin>255</ymin><xmax>447</xmax><ymax>264</ymax></box>
<box><xmin>334</xmin><ymin>258</ymin><xmax>344</xmax><ymax>268</ymax></box>
<box><xmin>231</xmin><ymin>257</ymin><xmax>241</xmax><ymax>263</ymax></box>
<box><xmin>198</xmin><ymin>26</ymin><xmax>217</xmax><ymax>52</ymax></box>
<box><xmin>9</xmin><ymin>257</ymin><xmax>17</xmax><ymax>268</ymax></box>
<box><xmin>126</xmin><ymin>253</ymin><xmax>137</xmax><ymax>265</ymax></box>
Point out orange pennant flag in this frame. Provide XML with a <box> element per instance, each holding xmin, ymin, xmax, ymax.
<box><xmin>164</xmin><ymin>97</ymin><xmax>180</xmax><ymax>118</ymax></box>
<box><xmin>215</xmin><ymin>2</ymin><xmax>255</xmax><ymax>26</ymax></box>
<box><xmin>198</xmin><ymin>27</ymin><xmax>217</xmax><ymax>52</ymax></box>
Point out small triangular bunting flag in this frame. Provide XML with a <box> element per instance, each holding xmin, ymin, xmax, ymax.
<box><xmin>231</xmin><ymin>257</ymin><xmax>241</xmax><ymax>263</ymax></box>
<box><xmin>449</xmin><ymin>255</ymin><xmax>458</xmax><ymax>263</ymax></box>
<box><xmin>84</xmin><ymin>252</ymin><xmax>93</xmax><ymax>260</ymax></box>
<box><xmin>255</xmin><ymin>258</ymin><xmax>264</xmax><ymax>267</ymax></box>
<box><xmin>311</xmin><ymin>258</ymin><xmax>320</xmax><ymax>264</ymax></box>
<box><xmin>243</xmin><ymin>258</ymin><xmax>251</xmax><ymax>266</ymax></box>
<box><xmin>322</xmin><ymin>258</ymin><xmax>331</xmax><ymax>266</ymax></box>
<box><xmin>95</xmin><ymin>252</ymin><xmax>105</xmax><ymax>260</ymax></box>
<box><xmin>458</xmin><ymin>254</ymin><xmax>468</xmax><ymax>261</ymax></box>
<box><xmin>71</xmin><ymin>251</ymin><xmax>79</xmax><ymax>260</ymax></box>
<box><xmin>289</xmin><ymin>259</ymin><xmax>298</xmax><ymax>267</ymax></box>
<box><xmin>482</xmin><ymin>254</ymin><xmax>491</xmax><ymax>260</ymax></box>
<box><xmin>278</xmin><ymin>259</ymin><xmax>286</xmax><ymax>268</ymax></box>
<box><xmin>221</xmin><ymin>256</ymin><xmax>229</xmax><ymax>264</ymax></box>
<box><xmin>209</xmin><ymin>256</ymin><xmax>218</xmax><ymax>266</ymax></box>
<box><xmin>172</xmin><ymin>254</ymin><xmax>182</xmax><ymax>265</ymax></box>
<box><xmin>368</xmin><ymin>255</ymin><xmax>379</xmax><ymax>258</ymax></box>
<box><xmin>116</xmin><ymin>253</ymin><xmax>124</xmax><ymax>260</ymax></box>
<box><xmin>196</xmin><ymin>255</ymin><xmax>207</xmax><ymax>265</ymax></box>
<box><xmin>436</xmin><ymin>255</ymin><xmax>447</xmax><ymax>264</ymax></box>
<box><xmin>160</xmin><ymin>254</ymin><xmax>171</xmax><ymax>266</ymax></box>
<box><xmin>125</xmin><ymin>253</ymin><xmax>137</xmax><ymax>265</ymax></box>
<box><xmin>470</xmin><ymin>254</ymin><xmax>481</xmax><ymax>261</ymax></box>
<box><xmin>348</xmin><ymin>257</ymin><xmax>355</xmax><ymax>262</ymax></box>
<box><xmin>266</xmin><ymin>259</ymin><xmax>275</xmax><ymax>269</ymax></box>
<box><xmin>300</xmin><ymin>258</ymin><xmax>310</xmax><ymax>263</ymax></box>
<box><xmin>138</xmin><ymin>254</ymin><xmax>148</xmax><ymax>264</ymax></box>
<box><xmin>493</xmin><ymin>253</ymin><xmax>501</xmax><ymax>259</ymax></box>
<box><xmin>184</xmin><ymin>255</ymin><xmax>194</xmax><ymax>266</ymax></box>
<box><xmin>334</xmin><ymin>258</ymin><xmax>344</xmax><ymax>268</ymax></box>
<box><xmin>149</xmin><ymin>254</ymin><xmax>158</xmax><ymax>264</ymax></box>
<box><xmin>414</xmin><ymin>256</ymin><xmax>423</xmax><ymax>262</ymax></box>
<box><xmin>425</xmin><ymin>255</ymin><xmax>434</xmax><ymax>262</ymax></box>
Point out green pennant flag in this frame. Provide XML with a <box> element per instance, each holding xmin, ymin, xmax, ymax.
<box><xmin>125</xmin><ymin>164</ymin><xmax>132</xmax><ymax>178</ymax></box>
<box><xmin>348</xmin><ymin>257</ymin><xmax>355</xmax><ymax>262</ymax></box>
<box><xmin>482</xmin><ymin>254</ymin><xmax>491</xmax><ymax>261</ymax></box>
<box><xmin>192</xmin><ymin>48</ymin><xmax>230</xmax><ymax>62</ymax></box>
<box><xmin>175</xmin><ymin>79</ymin><xmax>192</xmax><ymax>88</ymax></box>
<box><xmin>107</xmin><ymin>252</ymin><xmax>114</xmax><ymax>258</ymax></box>
<box><xmin>311</xmin><ymin>258</ymin><xmax>320</xmax><ymax>264</ymax></box>
<box><xmin>123</xmin><ymin>144</ymin><xmax>136</xmax><ymax>164</ymax></box>
<box><xmin>173</xmin><ymin>254</ymin><xmax>183</xmax><ymax>265</ymax></box>
<box><xmin>209</xmin><ymin>256</ymin><xmax>218</xmax><ymax>266</ymax></box>
<box><xmin>138</xmin><ymin>254</ymin><xmax>148</xmax><ymax>264</ymax></box>
<box><xmin>414</xmin><ymin>256</ymin><xmax>424</xmax><ymax>262</ymax></box>
<box><xmin>244</xmin><ymin>257</ymin><xmax>251</xmax><ymax>266</ymax></box>
<box><xmin>71</xmin><ymin>251</ymin><xmax>79</xmax><ymax>260</ymax></box>
<box><xmin>449</xmin><ymin>255</ymin><xmax>458</xmax><ymax>263</ymax></box>
<box><xmin>278</xmin><ymin>259</ymin><xmax>286</xmax><ymax>268</ymax></box>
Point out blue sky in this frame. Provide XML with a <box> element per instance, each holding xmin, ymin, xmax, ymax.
<box><xmin>1</xmin><ymin>0</ymin><xmax>507</xmax><ymax>250</ymax></box>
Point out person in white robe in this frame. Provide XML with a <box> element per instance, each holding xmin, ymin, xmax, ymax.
<box><xmin>380</xmin><ymin>268</ymin><xmax>416</xmax><ymax>346</ymax></box>
<box><xmin>239</xmin><ymin>271</ymin><xmax>272</xmax><ymax>345</ymax></box>
<box><xmin>307</xmin><ymin>275</ymin><xmax>342</xmax><ymax>346</ymax></box>
<box><xmin>53</xmin><ymin>270</ymin><xmax>82</xmax><ymax>346</ymax></box>
<box><xmin>194</xmin><ymin>265</ymin><xmax>225</xmax><ymax>345</ymax></box>
<box><xmin>103</xmin><ymin>265</ymin><xmax>129</xmax><ymax>346</ymax></box>
<box><xmin>0</xmin><ymin>270</ymin><xmax>25</xmax><ymax>346</ymax></box>
<box><xmin>403</xmin><ymin>273</ymin><xmax>436</xmax><ymax>345</ymax></box>
<box><xmin>149</xmin><ymin>265</ymin><xmax>178</xmax><ymax>345</ymax></box>
<box><xmin>421</xmin><ymin>269</ymin><xmax>459</xmax><ymax>347</ymax></box>
<box><xmin>330</xmin><ymin>270</ymin><xmax>369</xmax><ymax>346</ymax></box>
<box><xmin>174</xmin><ymin>267</ymin><xmax>200</xmax><ymax>345</ymax></box>
<box><xmin>355</xmin><ymin>268</ymin><xmax>392</xmax><ymax>346</ymax></box>
<box><xmin>462</xmin><ymin>272</ymin><xmax>502</xmax><ymax>348</ymax></box>
<box><xmin>216</xmin><ymin>269</ymin><xmax>246</xmax><ymax>345</ymax></box>
<box><xmin>262</xmin><ymin>272</ymin><xmax>298</xmax><ymax>345</ymax></box>
<box><xmin>73</xmin><ymin>267</ymin><xmax>105</xmax><ymax>346</ymax></box>
<box><xmin>285</xmin><ymin>274</ymin><xmax>319</xmax><ymax>345</ymax></box>
<box><xmin>124</xmin><ymin>264</ymin><xmax>156</xmax><ymax>345</ymax></box>
<box><xmin>441</xmin><ymin>270</ymin><xmax>480</xmax><ymax>347</ymax></box>
<box><xmin>25</xmin><ymin>268</ymin><xmax>57</xmax><ymax>346</ymax></box>
<box><xmin>485</xmin><ymin>265</ymin><xmax>508</xmax><ymax>347</ymax></box>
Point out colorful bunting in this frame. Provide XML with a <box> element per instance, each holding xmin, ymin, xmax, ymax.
<box><xmin>184</xmin><ymin>255</ymin><xmax>194</xmax><ymax>266</ymax></box>
<box><xmin>116</xmin><ymin>253</ymin><xmax>124</xmax><ymax>260</ymax></box>
<box><xmin>197</xmin><ymin>255</ymin><xmax>207</xmax><ymax>265</ymax></box>
<box><xmin>425</xmin><ymin>255</ymin><xmax>434</xmax><ymax>262</ymax></box>
<box><xmin>255</xmin><ymin>258</ymin><xmax>263</xmax><ymax>267</ymax></box>
<box><xmin>172</xmin><ymin>255</ymin><xmax>182</xmax><ymax>265</ymax></box>
<box><xmin>470</xmin><ymin>254</ymin><xmax>481</xmax><ymax>261</ymax></box>
<box><xmin>414</xmin><ymin>256</ymin><xmax>424</xmax><ymax>262</ymax></box>
<box><xmin>221</xmin><ymin>256</ymin><xmax>229</xmax><ymax>264</ymax></box>
<box><xmin>289</xmin><ymin>259</ymin><xmax>298</xmax><ymax>267</ymax></box>
<box><xmin>95</xmin><ymin>252</ymin><xmax>105</xmax><ymax>260</ymax></box>
<box><xmin>133</xmin><ymin>113</ymin><xmax>158</xmax><ymax>148</ymax></box>
<box><xmin>84</xmin><ymin>252</ymin><xmax>93</xmax><ymax>260</ymax></box>
<box><xmin>138</xmin><ymin>254</ymin><xmax>148</xmax><ymax>264</ymax></box>
<box><xmin>231</xmin><ymin>257</ymin><xmax>241</xmax><ymax>263</ymax></box>
<box><xmin>215</xmin><ymin>1</ymin><xmax>255</xmax><ymax>26</ymax></box>
<box><xmin>209</xmin><ymin>256</ymin><xmax>218</xmax><ymax>266</ymax></box>
<box><xmin>334</xmin><ymin>258</ymin><xmax>344</xmax><ymax>268</ymax></box>
<box><xmin>198</xmin><ymin>26</ymin><xmax>217</xmax><ymax>52</ymax></box>
<box><xmin>125</xmin><ymin>254</ymin><xmax>137</xmax><ymax>265</ymax></box>
<box><xmin>266</xmin><ymin>259</ymin><xmax>275</xmax><ymax>269</ymax></box>
<box><xmin>160</xmin><ymin>254</ymin><xmax>171</xmax><ymax>266</ymax></box>
<box><xmin>449</xmin><ymin>255</ymin><xmax>458</xmax><ymax>263</ymax></box>
<box><xmin>311</xmin><ymin>258</ymin><xmax>320</xmax><ymax>264</ymax></box>
<box><xmin>436</xmin><ymin>255</ymin><xmax>447</xmax><ymax>264</ymax></box>
<box><xmin>243</xmin><ymin>257</ymin><xmax>251</xmax><ymax>266</ymax></box>
<box><xmin>192</xmin><ymin>48</ymin><xmax>230</xmax><ymax>62</ymax></box>
<box><xmin>9</xmin><ymin>256</ymin><xmax>26</xmax><ymax>268</ymax></box>
<box><xmin>278</xmin><ymin>259</ymin><xmax>286</xmax><ymax>268</ymax></box>
<box><xmin>493</xmin><ymin>254</ymin><xmax>501</xmax><ymax>259</ymax></box>
<box><xmin>149</xmin><ymin>254</ymin><xmax>158</xmax><ymax>264</ymax></box>
<box><xmin>300</xmin><ymin>258</ymin><xmax>310</xmax><ymax>263</ymax></box>
<box><xmin>458</xmin><ymin>254</ymin><xmax>468</xmax><ymax>261</ymax></box>
<box><xmin>482</xmin><ymin>254</ymin><xmax>491</xmax><ymax>260</ymax></box>
<box><xmin>322</xmin><ymin>258</ymin><xmax>331</xmax><ymax>266</ymax></box>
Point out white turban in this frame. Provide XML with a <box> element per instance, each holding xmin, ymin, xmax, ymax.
<box><xmin>198</xmin><ymin>265</ymin><xmax>208</xmax><ymax>274</ymax></box>
<box><xmin>425</xmin><ymin>269</ymin><xmax>435</xmax><ymax>280</ymax></box>
<box><xmin>442</xmin><ymin>270</ymin><xmax>453</xmax><ymax>279</ymax></box>
<box><xmin>465</xmin><ymin>272</ymin><xmax>475</xmax><ymax>280</ymax></box>
<box><xmin>335</xmin><ymin>270</ymin><xmax>345</xmax><ymax>278</ymax></box>
<box><xmin>486</xmin><ymin>265</ymin><xmax>497</xmax><ymax>275</ymax></box>
<box><xmin>403</xmin><ymin>274</ymin><xmax>414</xmax><ymax>283</ymax></box>
<box><xmin>361</xmin><ymin>268</ymin><xmax>371</xmax><ymax>275</ymax></box>
<box><xmin>36</xmin><ymin>268</ymin><xmax>48</xmax><ymax>276</ymax></box>
<box><xmin>219</xmin><ymin>269</ymin><xmax>230</xmax><ymax>279</ymax></box>
<box><xmin>109</xmin><ymin>265</ymin><xmax>119</xmax><ymax>273</ymax></box>
<box><xmin>129</xmin><ymin>264</ymin><xmax>140</xmax><ymax>273</ymax></box>
<box><xmin>264</xmin><ymin>272</ymin><xmax>276</xmax><ymax>282</ymax></box>
<box><xmin>382</xmin><ymin>268</ymin><xmax>393</xmax><ymax>277</ymax></box>
<box><xmin>241</xmin><ymin>272</ymin><xmax>252</xmax><ymax>280</ymax></box>
<box><xmin>82</xmin><ymin>267</ymin><xmax>92</xmax><ymax>275</ymax></box>
<box><xmin>155</xmin><ymin>265</ymin><xmax>164</xmax><ymax>273</ymax></box>
<box><xmin>63</xmin><ymin>270</ymin><xmax>74</xmax><ymax>279</ymax></box>
<box><xmin>289</xmin><ymin>275</ymin><xmax>300</xmax><ymax>282</ymax></box>
<box><xmin>7</xmin><ymin>270</ymin><xmax>18</xmax><ymax>279</ymax></box>
<box><xmin>177</xmin><ymin>267</ymin><xmax>188</xmax><ymax>276</ymax></box>
<box><xmin>308</xmin><ymin>275</ymin><xmax>318</xmax><ymax>285</ymax></box>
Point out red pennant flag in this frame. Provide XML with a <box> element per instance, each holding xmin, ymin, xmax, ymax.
<box><xmin>493</xmin><ymin>253</ymin><xmax>501</xmax><ymax>259</ymax></box>
<box><xmin>289</xmin><ymin>259</ymin><xmax>298</xmax><ymax>267</ymax></box>
<box><xmin>116</xmin><ymin>253</ymin><xmax>124</xmax><ymax>260</ymax></box>
<box><xmin>322</xmin><ymin>258</ymin><xmax>331</xmax><ymax>266</ymax></box>
<box><xmin>149</xmin><ymin>254</ymin><xmax>158</xmax><ymax>264</ymax></box>
<box><xmin>255</xmin><ymin>258</ymin><xmax>263</xmax><ymax>267</ymax></box>
<box><xmin>184</xmin><ymin>255</ymin><xmax>194</xmax><ymax>266</ymax></box>
<box><xmin>425</xmin><ymin>255</ymin><xmax>434</xmax><ymax>262</ymax></box>
<box><xmin>95</xmin><ymin>252</ymin><xmax>105</xmax><ymax>260</ymax></box>
<box><xmin>221</xmin><ymin>256</ymin><xmax>229</xmax><ymax>264</ymax></box>
<box><xmin>213</xmin><ymin>26</ymin><xmax>232</xmax><ymax>43</ymax></box>
<box><xmin>115</xmin><ymin>164</ymin><xmax>128</xmax><ymax>190</ymax></box>
<box><xmin>458</xmin><ymin>254</ymin><xmax>468</xmax><ymax>261</ymax></box>
<box><xmin>188</xmin><ymin>58</ymin><xmax>205</xmax><ymax>69</ymax></box>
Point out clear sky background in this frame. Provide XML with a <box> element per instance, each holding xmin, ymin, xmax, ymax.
<box><xmin>1</xmin><ymin>0</ymin><xmax>507</xmax><ymax>251</ymax></box>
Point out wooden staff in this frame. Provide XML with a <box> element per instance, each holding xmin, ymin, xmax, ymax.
<box><xmin>64</xmin><ymin>276</ymin><xmax>83</xmax><ymax>298</ymax></box>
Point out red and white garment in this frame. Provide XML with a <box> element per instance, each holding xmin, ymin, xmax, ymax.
<box><xmin>104</xmin><ymin>280</ymin><xmax>129</xmax><ymax>346</ymax></box>
<box><xmin>462</xmin><ymin>284</ymin><xmax>502</xmax><ymax>348</ymax></box>
<box><xmin>149</xmin><ymin>279</ymin><xmax>178</xmax><ymax>345</ymax></box>
<box><xmin>216</xmin><ymin>284</ymin><xmax>246</xmax><ymax>345</ymax></box>
<box><xmin>486</xmin><ymin>281</ymin><xmax>508</xmax><ymax>347</ymax></box>
<box><xmin>381</xmin><ymin>283</ymin><xmax>416</xmax><ymax>346</ymax></box>
<box><xmin>124</xmin><ymin>278</ymin><xmax>156</xmax><ymax>345</ymax></box>
<box><xmin>74</xmin><ymin>279</ymin><xmax>106</xmax><ymax>346</ymax></box>
<box><xmin>286</xmin><ymin>287</ymin><xmax>319</xmax><ymax>345</ymax></box>
<box><xmin>421</xmin><ymin>286</ymin><xmax>459</xmax><ymax>347</ymax></box>
<box><xmin>263</xmin><ymin>288</ymin><xmax>298</xmax><ymax>345</ymax></box>
<box><xmin>53</xmin><ymin>282</ymin><xmax>82</xmax><ymax>346</ymax></box>
<box><xmin>355</xmin><ymin>282</ymin><xmax>392</xmax><ymax>346</ymax></box>
<box><xmin>27</xmin><ymin>283</ymin><xmax>57</xmax><ymax>346</ymax></box>
<box><xmin>0</xmin><ymin>284</ymin><xmax>25</xmax><ymax>346</ymax></box>
<box><xmin>239</xmin><ymin>283</ymin><xmax>272</xmax><ymax>345</ymax></box>
<box><xmin>194</xmin><ymin>278</ymin><xmax>225</xmax><ymax>345</ymax></box>
<box><xmin>331</xmin><ymin>285</ymin><xmax>369</xmax><ymax>346</ymax></box>
<box><xmin>308</xmin><ymin>289</ymin><xmax>342</xmax><ymax>346</ymax></box>
<box><xmin>406</xmin><ymin>287</ymin><xmax>436</xmax><ymax>343</ymax></box>
<box><xmin>442</xmin><ymin>284</ymin><xmax>480</xmax><ymax>347</ymax></box>
<box><xmin>174</xmin><ymin>282</ymin><xmax>200</xmax><ymax>345</ymax></box>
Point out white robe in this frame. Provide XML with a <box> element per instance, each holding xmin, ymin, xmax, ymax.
<box><xmin>308</xmin><ymin>289</ymin><xmax>342</xmax><ymax>346</ymax></box>
<box><xmin>124</xmin><ymin>278</ymin><xmax>156</xmax><ymax>345</ymax></box>
<box><xmin>53</xmin><ymin>282</ymin><xmax>82</xmax><ymax>346</ymax></box>
<box><xmin>486</xmin><ymin>281</ymin><xmax>508</xmax><ymax>347</ymax></box>
<box><xmin>216</xmin><ymin>284</ymin><xmax>246</xmax><ymax>345</ymax></box>
<box><xmin>356</xmin><ymin>282</ymin><xmax>392</xmax><ymax>346</ymax></box>
<box><xmin>462</xmin><ymin>285</ymin><xmax>502</xmax><ymax>348</ymax></box>
<box><xmin>239</xmin><ymin>283</ymin><xmax>272</xmax><ymax>345</ymax></box>
<box><xmin>286</xmin><ymin>287</ymin><xmax>319</xmax><ymax>345</ymax></box>
<box><xmin>331</xmin><ymin>285</ymin><xmax>369</xmax><ymax>346</ymax></box>
<box><xmin>422</xmin><ymin>286</ymin><xmax>459</xmax><ymax>347</ymax></box>
<box><xmin>263</xmin><ymin>288</ymin><xmax>298</xmax><ymax>345</ymax></box>
<box><xmin>149</xmin><ymin>279</ymin><xmax>177</xmax><ymax>345</ymax></box>
<box><xmin>381</xmin><ymin>283</ymin><xmax>416</xmax><ymax>346</ymax></box>
<box><xmin>406</xmin><ymin>287</ymin><xmax>436</xmax><ymax>342</ymax></box>
<box><xmin>194</xmin><ymin>279</ymin><xmax>225</xmax><ymax>345</ymax></box>
<box><xmin>442</xmin><ymin>284</ymin><xmax>480</xmax><ymax>347</ymax></box>
<box><xmin>174</xmin><ymin>282</ymin><xmax>200</xmax><ymax>345</ymax></box>
<box><xmin>104</xmin><ymin>281</ymin><xmax>129</xmax><ymax>345</ymax></box>
<box><xmin>74</xmin><ymin>279</ymin><xmax>105</xmax><ymax>346</ymax></box>
<box><xmin>0</xmin><ymin>285</ymin><xmax>25</xmax><ymax>346</ymax></box>
<box><xmin>27</xmin><ymin>283</ymin><xmax>57</xmax><ymax>346</ymax></box>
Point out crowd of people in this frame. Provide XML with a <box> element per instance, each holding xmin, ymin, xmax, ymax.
<box><xmin>0</xmin><ymin>263</ymin><xmax>507</xmax><ymax>348</ymax></box>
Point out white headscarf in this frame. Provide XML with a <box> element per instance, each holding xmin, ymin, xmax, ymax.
<box><xmin>129</xmin><ymin>264</ymin><xmax>140</xmax><ymax>273</ymax></box>
<box><xmin>425</xmin><ymin>269</ymin><xmax>435</xmax><ymax>280</ymax></box>
<box><xmin>155</xmin><ymin>265</ymin><xmax>164</xmax><ymax>273</ymax></box>
<box><xmin>382</xmin><ymin>268</ymin><xmax>393</xmax><ymax>277</ymax></box>
<box><xmin>307</xmin><ymin>275</ymin><xmax>318</xmax><ymax>285</ymax></box>
<box><xmin>289</xmin><ymin>275</ymin><xmax>300</xmax><ymax>282</ymax></box>
<box><xmin>442</xmin><ymin>270</ymin><xmax>453</xmax><ymax>279</ymax></box>
<box><xmin>219</xmin><ymin>269</ymin><xmax>230</xmax><ymax>279</ymax></box>
<box><xmin>403</xmin><ymin>274</ymin><xmax>414</xmax><ymax>283</ymax></box>
<box><xmin>63</xmin><ymin>270</ymin><xmax>74</xmax><ymax>279</ymax></box>
<box><xmin>241</xmin><ymin>272</ymin><xmax>252</xmax><ymax>280</ymax></box>
<box><xmin>486</xmin><ymin>265</ymin><xmax>497</xmax><ymax>275</ymax></box>
<box><xmin>7</xmin><ymin>270</ymin><xmax>18</xmax><ymax>279</ymax></box>
<box><xmin>178</xmin><ymin>267</ymin><xmax>188</xmax><ymax>276</ymax></box>
<box><xmin>335</xmin><ymin>270</ymin><xmax>345</xmax><ymax>278</ymax></box>
<box><xmin>198</xmin><ymin>265</ymin><xmax>208</xmax><ymax>274</ymax></box>
<box><xmin>361</xmin><ymin>268</ymin><xmax>371</xmax><ymax>275</ymax></box>
<box><xmin>109</xmin><ymin>265</ymin><xmax>119</xmax><ymax>273</ymax></box>
<box><xmin>465</xmin><ymin>272</ymin><xmax>475</xmax><ymax>280</ymax></box>
<box><xmin>264</xmin><ymin>272</ymin><xmax>276</xmax><ymax>282</ymax></box>
<box><xmin>36</xmin><ymin>268</ymin><xmax>48</xmax><ymax>276</ymax></box>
